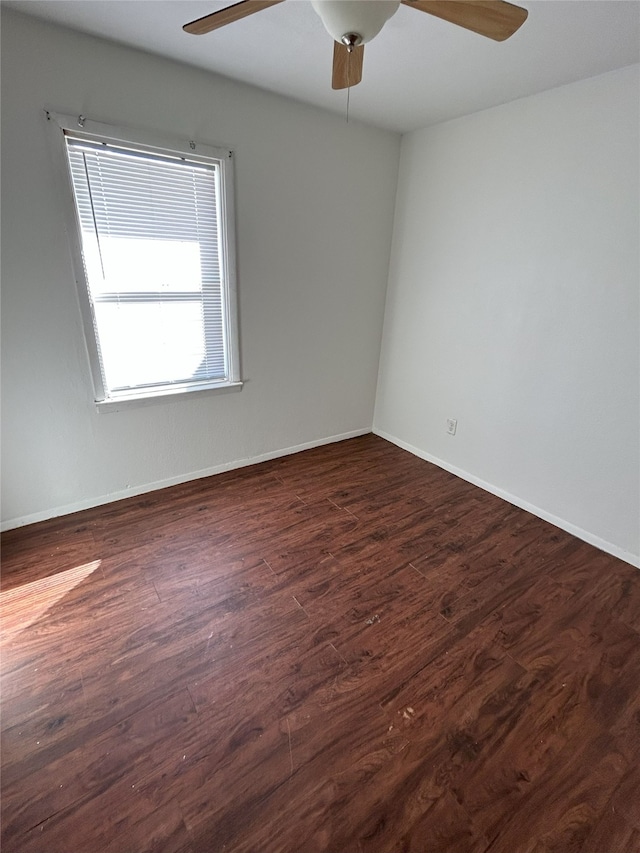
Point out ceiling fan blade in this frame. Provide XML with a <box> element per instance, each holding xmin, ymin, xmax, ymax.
<box><xmin>332</xmin><ymin>42</ymin><xmax>365</xmax><ymax>90</ymax></box>
<box><xmin>183</xmin><ymin>0</ymin><xmax>285</xmax><ymax>35</ymax></box>
<box><xmin>401</xmin><ymin>0</ymin><xmax>527</xmax><ymax>41</ymax></box>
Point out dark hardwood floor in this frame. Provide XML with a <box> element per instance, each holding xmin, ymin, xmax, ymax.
<box><xmin>2</xmin><ymin>434</ymin><xmax>639</xmax><ymax>853</ymax></box>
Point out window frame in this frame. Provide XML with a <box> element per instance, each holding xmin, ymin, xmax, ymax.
<box><xmin>46</xmin><ymin>110</ymin><xmax>242</xmax><ymax>412</ymax></box>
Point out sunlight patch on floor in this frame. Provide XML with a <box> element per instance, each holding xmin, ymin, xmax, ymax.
<box><xmin>1</xmin><ymin>561</ymin><xmax>102</xmax><ymax>640</ymax></box>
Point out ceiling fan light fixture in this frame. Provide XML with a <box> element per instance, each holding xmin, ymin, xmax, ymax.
<box><xmin>182</xmin><ymin>0</ymin><xmax>530</xmax><ymax>92</ymax></box>
<box><xmin>310</xmin><ymin>0</ymin><xmax>400</xmax><ymax>45</ymax></box>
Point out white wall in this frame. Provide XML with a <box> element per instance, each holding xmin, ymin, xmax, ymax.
<box><xmin>375</xmin><ymin>66</ymin><xmax>640</xmax><ymax>566</ymax></box>
<box><xmin>0</xmin><ymin>9</ymin><xmax>400</xmax><ymax>528</ymax></box>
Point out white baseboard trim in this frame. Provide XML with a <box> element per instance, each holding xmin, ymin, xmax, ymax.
<box><xmin>373</xmin><ymin>427</ymin><xmax>640</xmax><ymax>569</ymax></box>
<box><xmin>1</xmin><ymin>428</ymin><xmax>371</xmax><ymax>532</ymax></box>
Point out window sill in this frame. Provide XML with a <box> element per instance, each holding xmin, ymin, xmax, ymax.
<box><xmin>95</xmin><ymin>380</ymin><xmax>244</xmax><ymax>413</ymax></box>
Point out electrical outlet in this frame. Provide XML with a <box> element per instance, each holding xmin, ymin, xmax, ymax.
<box><xmin>446</xmin><ymin>418</ymin><xmax>457</xmax><ymax>436</ymax></box>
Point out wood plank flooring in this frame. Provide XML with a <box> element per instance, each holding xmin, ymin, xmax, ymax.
<box><xmin>2</xmin><ymin>434</ymin><xmax>639</xmax><ymax>853</ymax></box>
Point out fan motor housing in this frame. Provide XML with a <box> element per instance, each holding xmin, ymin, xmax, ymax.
<box><xmin>311</xmin><ymin>0</ymin><xmax>400</xmax><ymax>45</ymax></box>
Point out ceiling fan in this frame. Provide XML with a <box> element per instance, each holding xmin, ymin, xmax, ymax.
<box><xmin>183</xmin><ymin>0</ymin><xmax>528</xmax><ymax>90</ymax></box>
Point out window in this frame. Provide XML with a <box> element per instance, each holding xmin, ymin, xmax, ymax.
<box><xmin>47</xmin><ymin>112</ymin><xmax>241</xmax><ymax>410</ymax></box>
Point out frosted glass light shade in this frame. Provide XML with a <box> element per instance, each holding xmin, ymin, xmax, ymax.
<box><xmin>310</xmin><ymin>0</ymin><xmax>401</xmax><ymax>45</ymax></box>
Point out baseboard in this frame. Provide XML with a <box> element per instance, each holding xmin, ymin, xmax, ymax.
<box><xmin>373</xmin><ymin>427</ymin><xmax>640</xmax><ymax>569</ymax></box>
<box><xmin>1</xmin><ymin>428</ymin><xmax>371</xmax><ymax>532</ymax></box>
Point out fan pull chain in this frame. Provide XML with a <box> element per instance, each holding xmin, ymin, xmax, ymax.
<box><xmin>346</xmin><ymin>50</ymin><xmax>351</xmax><ymax>123</ymax></box>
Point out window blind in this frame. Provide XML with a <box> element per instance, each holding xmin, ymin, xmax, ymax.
<box><xmin>65</xmin><ymin>136</ymin><xmax>227</xmax><ymax>395</ymax></box>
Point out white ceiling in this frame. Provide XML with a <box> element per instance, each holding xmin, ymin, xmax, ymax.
<box><xmin>6</xmin><ymin>0</ymin><xmax>639</xmax><ymax>132</ymax></box>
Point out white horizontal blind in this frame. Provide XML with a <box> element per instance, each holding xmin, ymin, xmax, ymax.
<box><xmin>65</xmin><ymin>136</ymin><xmax>227</xmax><ymax>395</ymax></box>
